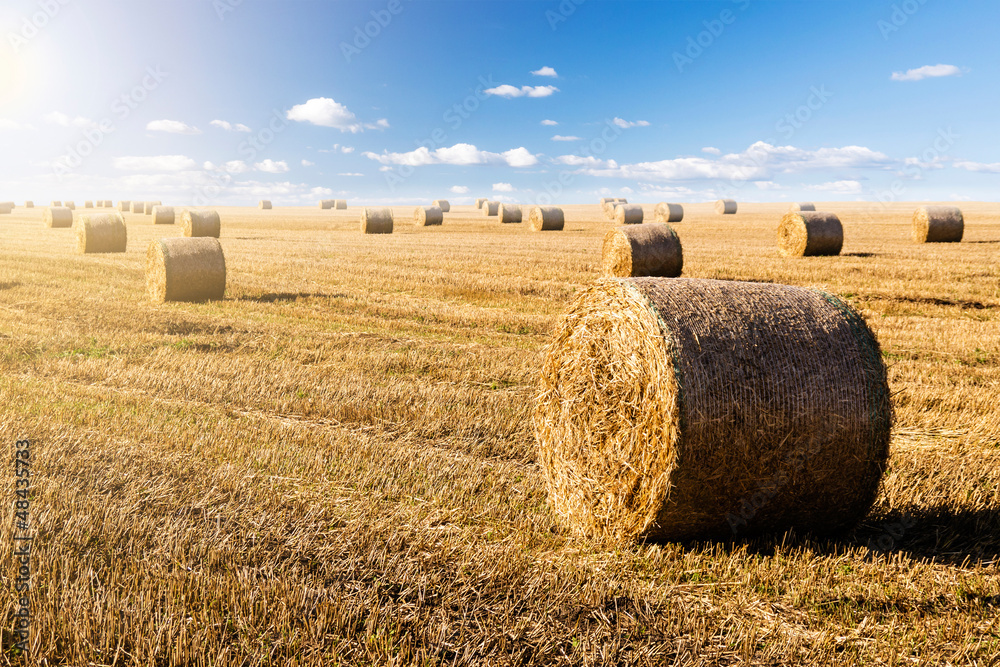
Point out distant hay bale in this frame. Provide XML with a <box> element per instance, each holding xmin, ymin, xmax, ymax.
<box><xmin>131</xmin><ymin>202</ymin><xmax>144</xmax><ymax>213</ymax></box>
<box><xmin>146</xmin><ymin>201</ymin><xmax>160</xmax><ymax>214</ymax></box>
<box><xmin>475</xmin><ymin>198</ymin><xmax>487</xmax><ymax>209</ymax></box>
<box><xmin>655</xmin><ymin>203</ymin><xmax>684</xmax><ymax>223</ymax></box>
<box><xmin>44</xmin><ymin>207</ymin><xmax>73</xmax><ymax>228</ymax></box>
<box><xmin>432</xmin><ymin>199</ymin><xmax>451</xmax><ymax>213</ymax></box>
<box><xmin>105</xmin><ymin>200</ymin><xmax>113</xmax><ymax>208</ymax></box>
<box><xmin>414</xmin><ymin>206</ymin><xmax>443</xmax><ymax>226</ymax></box>
<box><xmin>534</xmin><ymin>277</ymin><xmax>892</xmax><ymax>542</ymax></box>
<box><xmin>146</xmin><ymin>237</ymin><xmax>226</xmax><ymax>303</ymax></box>
<box><xmin>716</xmin><ymin>199</ymin><xmax>737</xmax><ymax>215</ymax></box>
<box><xmin>52</xmin><ymin>201</ymin><xmax>62</xmax><ymax>207</ymax></box>
<box><xmin>152</xmin><ymin>206</ymin><xmax>175</xmax><ymax>225</ymax></box>
<box><xmin>498</xmin><ymin>204</ymin><xmax>522</xmax><ymax>223</ymax></box>
<box><xmin>615</xmin><ymin>204</ymin><xmax>644</xmax><ymax>225</ymax></box>
<box><xmin>778</xmin><ymin>211</ymin><xmax>844</xmax><ymax>257</ymax></box>
<box><xmin>483</xmin><ymin>201</ymin><xmax>500</xmax><ymax>217</ymax></box>
<box><xmin>335</xmin><ymin>200</ymin><xmax>347</xmax><ymax>210</ymax></box>
<box><xmin>319</xmin><ymin>200</ymin><xmax>334</xmax><ymax>209</ymax></box>
<box><xmin>602</xmin><ymin>223</ymin><xmax>683</xmax><ymax>277</ymax></box>
<box><xmin>65</xmin><ymin>201</ymin><xmax>75</xmax><ymax>210</ymax></box>
<box><xmin>599</xmin><ymin>197</ymin><xmax>615</xmax><ymax>205</ymax></box>
<box><xmin>790</xmin><ymin>202</ymin><xmax>816</xmax><ymax>212</ymax></box>
<box><xmin>912</xmin><ymin>205</ymin><xmax>963</xmax><ymax>243</ymax></box>
<box><xmin>259</xmin><ymin>200</ymin><xmax>272</xmax><ymax>210</ymax></box>
<box><xmin>529</xmin><ymin>206</ymin><xmax>565</xmax><ymax>231</ymax></box>
<box><xmin>76</xmin><ymin>212</ymin><xmax>127</xmax><ymax>254</ymax></box>
<box><xmin>182</xmin><ymin>209</ymin><xmax>221</xmax><ymax>238</ymax></box>
<box><xmin>0</xmin><ymin>202</ymin><xmax>12</xmax><ymax>214</ymax></box>
<box><xmin>84</xmin><ymin>201</ymin><xmax>93</xmax><ymax>208</ymax></box>
<box><xmin>360</xmin><ymin>207</ymin><xmax>393</xmax><ymax>234</ymax></box>
<box><xmin>118</xmin><ymin>201</ymin><xmax>131</xmax><ymax>212</ymax></box>
<box><xmin>603</xmin><ymin>198</ymin><xmax>630</xmax><ymax>220</ymax></box>
<box><xmin>25</xmin><ymin>201</ymin><xmax>34</xmax><ymax>208</ymax></box>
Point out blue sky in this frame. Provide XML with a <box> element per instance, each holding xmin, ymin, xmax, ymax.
<box><xmin>1</xmin><ymin>0</ymin><xmax>997</xmax><ymax>205</ymax></box>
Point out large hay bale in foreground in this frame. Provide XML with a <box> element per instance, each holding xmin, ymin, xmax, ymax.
<box><xmin>335</xmin><ymin>200</ymin><xmax>347</xmax><ymax>210</ymax></box>
<box><xmin>182</xmin><ymin>209</ymin><xmax>221</xmax><ymax>238</ymax></box>
<box><xmin>259</xmin><ymin>200</ymin><xmax>272</xmax><ymax>210</ymax></box>
<box><xmin>360</xmin><ymin>207</ymin><xmax>393</xmax><ymax>234</ymax></box>
<box><xmin>603</xmin><ymin>223</ymin><xmax>682</xmax><ymax>277</ymax></box>
<box><xmin>432</xmin><ymin>199</ymin><xmax>451</xmax><ymax>213</ymax></box>
<box><xmin>152</xmin><ymin>206</ymin><xmax>175</xmax><ymax>225</ymax></box>
<box><xmin>483</xmin><ymin>201</ymin><xmax>500</xmax><ymax>217</ymax></box>
<box><xmin>778</xmin><ymin>211</ymin><xmax>844</xmax><ymax>257</ymax></box>
<box><xmin>414</xmin><ymin>206</ymin><xmax>443</xmax><ymax>226</ymax></box>
<box><xmin>654</xmin><ymin>203</ymin><xmax>684</xmax><ymax>223</ymax></box>
<box><xmin>146</xmin><ymin>237</ymin><xmax>226</xmax><ymax>303</ymax></box>
<box><xmin>118</xmin><ymin>201</ymin><xmax>131</xmax><ymax>212</ymax></box>
<box><xmin>44</xmin><ymin>207</ymin><xmax>73</xmax><ymax>228</ymax></box>
<box><xmin>499</xmin><ymin>204</ymin><xmax>522</xmax><ymax>223</ymax></box>
<box><xmin>529</xmin><ymin>206</ymin><xmax>565</xmax><ymax>231</ymax></box>
<box><xmin>790</xmin><ymin>202</ymin><xmax>816</xmax><ymax>212</ymax></box>
<box><xmin>475</xmin><ymin>198</ymin><xmax>487</xmax><ymax>209</ymax></box>
<box><xmin>615</xmin><ymin>204</ymin><xmax>644</xmax><ymax>225</ymax></box>
<box><xmin>716</xmin><ymin>199</ymin><xmax>737</xmax><ymax>215</ymax></box>
<box><xmin>76</xmin><ymin>212</ymin><xmax>127</xmax><ymax>254</ymax></box>
<box><xmin>912</xmin><ymin>206</ymin><xmax>963</xmax><ymax>243</ymax></box>
<box><xmin>535</xmin><ymin>277</ymin><xmax>891</xmax><ymax>542</ymax></box>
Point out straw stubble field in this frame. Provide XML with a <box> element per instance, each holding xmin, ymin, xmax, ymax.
<box><xmin>0</xmin><ymin>202</ymin><xmax>998</xmax><ymax>665</ymax></box>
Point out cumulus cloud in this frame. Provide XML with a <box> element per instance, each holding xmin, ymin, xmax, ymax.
<box><xmin>45</xmin><ymin>112</ymin><xmax>95</xmax><ymax>129</ymax></box>
<box><xmin>953</xmin><ymin>160</ymin><xmax>1000</xmax><ymax>173</ymax></box>
<box><xmin>807</xmin><ymin>180</ymin><xmax>864</xmax><ymax>194</ymax></box>
<box><xmin>337</xmin><ymin>172</ymin><xmax>364</xmax><ymax>176</ymax></box>
<box><xmin>450</xmin><ymin>185</ymin><xmax>469</xmax><ymax>194</ymax></box>
<box><xmin>612</xmin><ymin>117</ymin><xmax>651</xmax><ymax>129</ymax></box>
<box><xmin>531</xmin><ymin>66</ymin><xmax>558</xmax><ymax>78</ymax></box>
<box><xmin>320</xmin><ymin>144</ymin><xmax>355</xmax><ymax>154</ymax></box>
<box><xmin>210</xmin><ymin>119</ymin><xmax>252</xmax><ymax>132</ymax></box>
<box><xmin>147</xmin><ymin>119</ymin><xmax>201</xmax><ymax>135</ymax></box>
<box><xmin>286</xmin><ymin>97</ymin><xmax>388</xmax><ymax>132</ymax></box>
<box><xmin>701</xmin><ymin>146</ymin><xmax>722</xmax><ymax>155</ymax></box>
<box><xmin>492</xmin><ymin>182</ymin><xmax>514</xmax><ymax>192</ymax></box>
<box><xmin>541</xmin><ymin>119</ymin><xmax>558</xmax><ymax>126</ymax></box>
<box><xmin>551</xmin><ymin>135</ymin><xmax>581</xmax><ymax>142</ymax></box>
<box><xmin>363</xmin><ymin>143</ymin><xmax>539</xmax><ymax>168</ymax></box>
<box><xmin>301</xmin><ymin>159</ymin><xmax>315</xmax><ymax>167</ymax></box>
<box><xmin>255</xmin><ymin>159</ymin><xmax>290</xmax><ymax>173</ymax></box>
<box><xmin>891</xmin><ymin>64</ymin><xmax>964</xmax><ymax>82</ymax></box>
<box><xmin>113</xmin><ymin>155</ymin><xmax>197</xmax><ymax>172</ymax></box>
<box><xmin>484</xmin><ymin>85</ymin><xmax>559</xmax><ymax>98</ymax></box>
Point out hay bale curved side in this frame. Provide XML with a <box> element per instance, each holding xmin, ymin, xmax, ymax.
<box><xmin>131</xmin><ymin>202</ymin><xmax>144</xmax><ymax>213</ymax></box>
<box><xmin>778</xmin><ymin>211</ymin><xmax>844</xmax><ymax>257</ymax></box>
<box><xmin>76</xmin><ymin>212</ymin><xmax>127</xmax><ymax>254</ymax></box>
<box><xmin>912</xmin><ymin>206</ymin><xmax>963</xmax><ymax>243</ymax></box>
<box><xmin>790</xmin><ymin>202</ymin><xmax>816</xmax><ymax>212</ymax></box>
<box><xmin>51</xmin><ymin>200</ymin><xmax>62</xmax><ymax>207</ymax></box>
<box><xmin>182</xmin><ymin>209</ymin><xmax>222</xmax><ymax>238</ymax></box>
<box><xmin>602</xmin><ymin>223</ymin><xmax>682</xmax><ymax>277</ymax></box>
<box><xmin>483</xmin><ymin>201</ymin><xmax>500</xmax><ymax>217</ymax></box>
<box><xmin>432</xmin><ymin>199</ymin><xmax>451</xmax><ymax>213</ymax></box>
<box><xmin>118</xmin><ymin>201</ymin><xmax>131</xmax><ymax>212</ymax></box>
<box><xmin>84</xmin><ymin>201</ymin><xmax>93</xmax><ymax>208</ymax></box>
<box><xmin>654</xmin><ymin>203</ymin><xmax>684</xmax><ymax>223</ymax></box>
<box><xmin>498</xmin><ymin>204</ymin><xmax>523</xmax><ymax>223</ymax></box>
<box><xmin>44</xmin><ymin>207</ymin><xmax>73</xmax><ymax>228</ymax></box>
<box><xmin>25</xmin><ymin>201</ymin><xmax>34</xmax><ymax>208</ymax></box>
<box><xmin>152</xmin><ymin>206</ymin><xmax>176</xmax><ymax>225</ymax></box>
<box><xmin>475</xmin><ymin>198</ymin><xmax>487</xmax><ymax>209</ymax></box>
<box><xmin>0</xmin><ymin>202</ymin><xmax>13</xmax><ymax>214</ymax></box>
<box><xmin>413</xmin><ymin>206</ymin><xmax>443</xmax><ymax>226</ymax></box>
<box><xmin>615</xmin><ymin>204</ymin><xmax>644</xmax><ymax>225</ymax></box>
<box><xmin>529</xmin><ymin>207</ymin><xmax>565</xmax><ymax>231</ymax></box>
<box><xmin>715</xmin><ymin>199</ymin><xmax>737</xmax><ymax>215</ymax></box>
<box><xmin>335</xmin><ymin>200</ymin><xmax>348</xmax><ymax>210</ymax></box>
<box><xmin>360</xmin><ymin>207</ymin><xmax>393</xmax><ymax>234</ymax></box>
<box><xmin>147</xmin><ymin>237</ymin><xmax>227</xmax><ymax>303</ymax></box>
<box><xmin>65</xmin><ymin>201</ymin><xmax>75</xmax><ymax>210</ymax></box>
<box><xmin>319</xmin><ymin>200</ymin><xmax>333</xmax><ymax>209</ymax></box>
<box><xmin>259</xmin><ymin>200</ymin><xmax>272</xmax><ymax>210</ymax></box>
<box><xmin>534</xmin><ymin>277</ymin><xmax>892</xmax><ymax>542</ymax></box>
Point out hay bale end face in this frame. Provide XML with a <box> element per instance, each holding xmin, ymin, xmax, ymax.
<box><xmin>534</xmin><ymin>277</ymin><xmax>891</xmax><ymax>542</ymax></box>
<box><xmin>790</xmin><ymin>202</ymin><xmax>816</xmax><ymax>212</ymax></box>
<box><xmin>152</xmin><ymin>206</ymin><xmax>176</xmax><ymax>225</ymax></box>
<box><xmin>475</xmin><ymin>198</ymin><xmax>487</xmax><ymax>209</ymax></box>
<box><xmin>529</xmin><ymin>206</ymin><xmax>565</xmax><ymax>231</ymax></box>
<box><xmin>483</xmin><ymin>201</ymin><xmax>500</xmax><ymax>216</ymax></box>
<box><xmin>44</xmin><ymin>207</ymin><xmax>73</xmax><ymax>228</ymax></box>
<box><xmin>146</xmin><ymin>237</ymin><xmax>226</xmax><ymax>303</ymax></box>
<box><xmin>432</xmin><ymin>199</ymin><xmax>451</xmax><ymax>213</ymax></box>
<box><xmin>912</xmin><ymin>205</ymin><xmax>963</xmax><ymax>243</ymax></box>
<box><xmin>603</xmin><ymin>223</ymin><xmax>683</xmax><ymax>277</ymax></box>
<box><xmin>498</xmin><ymin>204</ymin><xmax>523</xmax><ymax>223</ymax></box>
<box><xmin>716</xmin><ymin>199</ymin><xmax>737</xmax><ymax>215</ymax></box>
<box><xmin>414</xmin><ymin>206</ymin><xmax>444</xmax><ymax>226</ymax></box>
<box><xmin>615</xmin><ymin>204</ymin><xmax>644</xmax><ymax>225</ymax></box>
<box><xmin>655</xmin><ymin>203</ymin><xmax>684</xmax><ymax>223</ymax></box>
<box><xmin>76</xmin><ymin>212</ymin><xmax>127</xmax><ymax>254</ymax></box>
<box><xmin>360</xmin><ymin>207</ymin><xmax>393</xmax><ymax>234</ymax></box>
<box><xmin>259</xmin><ymin>200</ymin><xmax>272</xmax><ymax>210</ymax></box>
<box><xmin>778</xmin><ymin>211</ymin><xmax>844</xmax><ymax>257</ymax></box>
<box><xmin>182</xmin><ymin>209</ymin><xmax>222</xmax><ymax>238</ymax></box>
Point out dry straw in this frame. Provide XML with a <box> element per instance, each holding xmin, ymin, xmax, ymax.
<box><xmin>25</xmin><ymin>201</ymin><xmax>34</xmax><ymax>208</ymax></box>
<box><xmin>615</xmin><ymin>204</ymin><xmax>644</xmax><ymax>225</ymax></box>
<box><xmin>603</xmin><ymin>198</ymin><xmax>629</xmax><ymax>220</ymax></box>
<box><xmin>529</xmin><ymin>206</ymin><xmax>565</xmax><ymax>231</ymax></box>
<box><xmin>319</xmin><ymin>200</ymin><xmax>334</xmax><ymax>209</ymax></box>
<box><xmin>65</xmin><ymin>201</ymin><xmax>76</xmax><ymax>210</ymax></box>
<box><xmin>499</xmin><ymin>204</ymin><xmax>523</xmax><ymax>223</ymax></box>
<box><xmin>118</xmin><ymin>201</ymin><xmax>131</xmax><ymax>212</ymax></box>
<box><xmin>655</xmin><ymin>203</ymin><xmax>684</xmax><ymax>223</ymax></box>
<box><xmin>778</xmin><ymin>211</ymin><xmax>844</xmax><ymax>257</ymax></box>
<box><xmin>335</xmin><ymin>200</ymin><xmax>347</xmax><ymax>210</ymax></box>
<box><xmin>84</xmin><ymin>201</ymin><xmax>93</xmax><ymax>208</ymax></box>
<box><xmin>259</xmin><ymin>200</ymin><xmax>272</xmax><ymax>210</ymax></box>
<box><xmin>152</xmin><ymin>206</ymin><xmax>176</xmax><ymax>225</ymax></box>
<box><xmin>432</xmin><ymin>199</ymin><xmax>451</xmax><ymax>213</ymax></box>
<box><xmin>414</xmin><ymin>206</ymin><xmax>444</xmax><ymax>226</ymax></box>
<box><xmin>146</xmin><ymin>237</ymin><xmax>226</xmax><ymax>303</ymax></box>
<box><xmin>912</xmin><ymin>205</ymin><xmax>963</xmax><ymax>243</ymax></box>
<box><xmin>131</xmin><ymin>202</ymin><xmax>144</xmax><ymax>213</ymax></box>
<box><xmin>534</xmin><ymin>277</ymin><xmax>891</xmax><ymax>542</ymax></box>
<box><xmin>76</xmin><ymin>212</ymin><xmax>127</xmax><ymax>254</ymax></box>
<box><xmin>0</xmin><ymin>203</ymin><xmax>12</xmax><ymax>215</ymax></box>
<box><xmin>44</xmin><ymin>207</ymin><xmax>73</xmax><ymax>228</ymax></box>
<box><xmin>475</xmin><ymin>198</ymin><xmax>487</xmax><ymax>209</ymax></box>
<box><xmin>51</xmin><ymin>200</ymin><xmax>62</xmax><ymax>207</ymax></box>
<box><xmin>483</xmin><ymin>201</ymin><xmax>500</xmax><ymax>217</ymax></box>
<box><xmin>716</xmin><ymin>199</ymin><xmax>737</xmax><ymax>215</ymax></box>
<box><xmin>182</xmin><ymin>209</ymin><xmax>221</xmax><ymax>238</ymax></box>
<box><xmin>790</xmin><ymin>202</ymin><xmax>816</xmax><ymax>212</ymax></box>
<box><xmin>360</xmin><ymin>207</ymin><xmax>393</xmax><ymax>234</ymax></box>
<box><xmin>602</xmin><ymin>223</ymin><xmax>683</xmax><ymax>277</ymax></box>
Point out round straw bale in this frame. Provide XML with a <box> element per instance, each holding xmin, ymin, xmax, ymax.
<box><xmin>259</xmin><ymin>200</ymin><xmax>272</xmax><ymax>210</ymax></box>
<box><xmin>499</xmin><ymin>204</ymin><xmax>523</xmax><ymax>223</ymax></box>
<box><xmin>615</xmin><ymin>204</ymin><xmax>644</xmax><ymax>225</ymax></box>
<box><xmin>131</xmin><ymin>201</ymin><xmax>144</xmax><ymax>213</ymax></box>
<box><xmin>475</xmin><ymin>198</ymin><xmax>487</xmax><ymax>209</ymax></box>
<box><xmin>534</xmin><ymin>277</ymin><xmax>891</xmax><ymax>542</ymax></box>
<box><xmin>602</xmin><ymin>223</ymin><xmax>682</xmax><ymax>277</ymax></box>
<box><xmin>25</xmin><ymin>201</ymin><xmax>34</xmax><ymax>208</ymax></box>
<box><xmin>76</xmin><ymin>212</ymin><xmax>127</xmax><ymax>254</ymax></box>
<box><xmin>152</xmin><ymin>206</ymin><xmax>175</xmax><ymax>225</ymax></box>
<box><xmin>146</xmin><ymin>237</ymin><xmax>226</xmax><ymax>303</ymax></box>
<box><xmin>432</xmin><ymin>199</ymin><xmax>451</xmax><ymax>213</ymax></box>
<box><xmin>319</xmin><ymin>200</ymin><xmax>333</xmax><ymax>209</ymax></box>
<box><xmin>483</xmin><ymin>201</ymin><xmax>500</xmax><ymax>216</ymax></box>
<box><xmin>778</xmin><ymin>211</ymin><xmax>843</xmax><ymax>257</ymax></box>
<box><xmin>715</xmin><ymin>199</ymin><xmax>737</xmax><ymax>214</ymax></box>
<box><xmin>182</xmin><ymin>209</ymin><xmax>221</xmax><ymax>238</ymax></box>
<box><xmin>84</xmin><ymin>201</ymin><xmax>93</xmax><ymax>208</ymax></box>
<box><xmin>912</xmin><ymin>205</ymin><xmax>963</xmax><ymax>243</ymax></box>
<box><xmin>654</xmin><ymin>203</ymin><xmax>684</xmax><ymax>223</ymax></box>
<box><xmin>44</xmin><ymin>207</ymin><xmax>73</xmax><ymax>228</ymax></box>
<box><xmin>65</xmin><ymin>201</ymin><xmax>75</xmax><ymax>210</ymax></box>
<box><xmin>790</xmin><ymin>202</ymin><xmax>816</xmax><ymax>212</ymax></box>
<box><xmin>51</xmin><ymin>200</ymin><xmax>62</xmax><ymax>207</ymax></box>
<box><xmin>360</xmin><ymin>207</ymin><xmax>393</xmax><ymax>234</ymax></box>
<box><xmin>414</xmin><ymin>206</ymin><xmax>443</xmax><ymax>226</ymax></box>
<box><xmin>529</xmin><ymin>206</ymin><xmax>565</xmax><ymax>231</ymax></box>
<box><xmin>335</xmin><ymin>200</ymin><xmax>347</xmax><ymax>210</ymax></box>
<box><xmin>118</xmin><ymin>201</ymin><xmax>131</xmax><ymax>212</ymax></box>
<box><xmin>599</xmin><ymin>197</ymin><xmax>615</xmax><ymax>205</ymax></box>
<box><xmin>0</xmin><ymin>203</ymin><xmax>12</xmax><ymax>214</ymax></box>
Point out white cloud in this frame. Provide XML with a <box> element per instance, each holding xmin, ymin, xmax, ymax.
<box><xmin>541</xmin><ymin>119</ymin><xmax>559</xmax><ymax>126</ymax></box>
<box><xmin>255</xmin><ymin>159</ymin><xmax>289</xmax><ymax>174</ymax></box>
<box><xmin>492</xmin><ymin>182</ymin><xmax>514</xmax><ymax>192</ymax></box>
<box><xmin>223</xmin><ymin>160</ymin><xmax>250</xmax><ymax>173</ymax></box>
<box><xmin>551</xmin><ymin>135</ymin><xmax>581</xmax><ymax>142</ymax></box>
<box><xmin>484</xmin><ymin>84</ymin><xmax>559</xmax><ymax>98</ymax></box>
<box><xmin>210</xmin><ymin>119</ymin><xmax>252</xmax><ymax>132</ymax></box>
<box><xmin>378</xmin><ymin>166</ymin><xmax>393</xmax><ymax>172</ymax></box>
<box><xmin>320</xmin><ymin>144</ymin><xmax>355</xmax><ymax>154</ymax></box>
<box><xmin>701</xmin><ymin>146</ymin><xmax>722</xmax><ymax>155</ymax></box>
<box><xmin>531</xmin><ymin>66</ymin><xmax>558</xmax><ymax>78</ymax></box>
<box><xmin>953</xmin><ymin>160</ymin><xmax>1000</xmax><ymax>174</ymax></box>
<box><xmin>286</xmin><ymin>97</ymin><xmax>388</xmax><ymax>132</ymax></box>
<box><xmin>147</xmin><ymin>119</ymin><xmax>201</xmax><ymax>135</ymax></box>
<box><xmin>753</xmin><ymin>181</ymin><xmax>784</xmax><ymax>190</ymax></box>
<box><xmin>502</xmin><ymin>147</ymin><xmax>539</xmax><ymax>167</ymax></box>
<box><xmin>45</xmin><ymin>112</ymin><xmax>95</xmax><ymax>129</ymax></box>
<box><xmin>891</xmin><ymin>64</ymin><xmax>964</xmax><ymax>82</ymax></box>
<box><xmin>337</xmin><ymin>172</ymin><xmax>364</xmax><ymax>176</ymax></box>
<box><xmin>113</xmin><ymin>155</ymin><xmax>197</xmax><ymax>172</ymax></box>
<box><xmin>450</xmin><ymin>185</ymin><xmax>469</xmax><ymax>194</ymax></box>
<box><xmin>557</xmin><ymin>155</ymin><xmax>618</xmax><ymax>168</ymax></box>
<box><xmin>301</xmin><ymin>159</ymin><xmax>315</xmax><ymax>167</ymax></box>
<box><xmin>363</xmin><ymin>143</ymin><xmax>539</xmax><ymax>168</ymax></box>
<box><xmin>807</xmin><ymin>180</ymin><xmax>864</xmax><ymax>194</ymax></box>
<box><xmin>612</xmin><ymin>117</ymin><xmax>651</xmax><ymax>129</ymax></box>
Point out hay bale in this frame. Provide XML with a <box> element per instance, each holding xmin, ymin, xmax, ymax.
<box><xmin>432</xmin><ymin>199</ymin><xmax>451</xmax><ymax>213</ymax></box>
<box><xmin>790</xmin><ymin>202</ymin><xmax>816</xmax><ymax>212</ymax></box>
<box><xmin>182</xmin><ymin>209</ymin><xmax>221</xmax><ymax>238</ymax></box>
<box><xmin>25</xmin><ymin>201</ymin><xmax>33</xmax><ymax>208</ymax></box>
<box><xmin>259</xmin><ymin>200</ymin><xmax>272</xmax><ymax>210</ymax></box>
<box><xmin>414</xmin><ymin>206</ymin><xmax>443</xmax><ymax>226</ymax></box>
<box><xmin>146</xmin><ymin>237</ymin><xmax>226</xmax><ymax>303</ymax></box>
<box><xmin>51</xmin><ymin>200</ymin><xmax>62</xmax><ymax>207</ymax></box>
<box><xmin>534</xmin><ymin>277</ymin><xmax>891</xmax><ymax>542</ymax></box>
<box><xmin>615</xmin><ymin>204</ymin><xmax>644</xmax><ymax>225</ymax></box>
<box><xmin>146</xmin><ymin>201</ymin><xmax>160</xmax><ymax>214</ymax></box>
<box><xmin>319</xmin><ymin>200</ymin><xmax>333</xmax><ymax>209</ymax></box>
<box><xmin>84</xmin><ymin>201</ymin><xmax>93</xmax><ymax>208</ymax></box>
<box><xmin>0</xmin><ymin>202</ymin><xmax>13</xmax><ymax>214</ymax></box>
<box><xmin>599</xmin><ymin>197</ymin><xmax>615</xmax><ymax>205</ymax></box>
<box><xmin>912</xmin><ymin>205</ymin><xmax>963</xmax><ymax>243</ymax></box>
<box><xmin>360</xmin><ymin>207</ymin><xmax>393</xmax><ymax>234</ymax></box>
<box><xmin>475</xmin><ymin>198</ymin><xmax>487</xmax><ymax>209</ymax></box>
<box><xmin>655</xmin><ymin>203</ymin><xmax>684</xmax><ymax>223</ymax></box>
<box><xmin>335</xmin><ymin>200</ymin><xmax>347</xmax><ymax>210</ymax></box>
<box><xmin>778</xmin><ymin>211</ymin><xmax>844</xmax><ymax>257</ymax></box>
<box><xmin>602</xmin><ymin>223</ymin><xmax>683</xmax><ymax>277</ymax></box>
<box><xmin>483</xmin><ymin>201</ymin><xmax>500</xmax><ymax>217</ymax></box>
<box><xmin>44</xmin><ymin>207</ymin><xmax>73</xmax><ymax>228</ymax></box>
<box><xmin>152</xmin><ymin>206</ymin><xmax>175</xmax><ymax>225</ymax></box>
<box><xmin>499</xmin><ymin>204</ymin><xmax>522</xmax><ymax>223</ymax></box>
<box><xmin>716</xmin><ymin>199</ymin><xmax>737</xmax><ymax>215</ymax></box>
<box><xmin>603</xmin><ymin>198</ymin><xmax>629</xmax><ymax>220</ymax></box>
<box><xmin>118</xmin><ymin>201</ymin><xmax>131</xmax><ymax>212</ymax></box>
<box><xmin>529</xmin><ymin>206</ymin><xmax>565</xmax><ymax>231</ymax></box>
<box><xmin>65</xmin><ymin>201</ymin><xmax>75</xmax><ymax>210</ymax></box>
<box><xmin>76</xmin><ymin>212</ymin><xmax>127</xmax><ymax>254</ymax></box>
<box><xmin>131</xmin><ymin>202</ymin><xmax>145</xmax><ymax>213</ymax></box>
